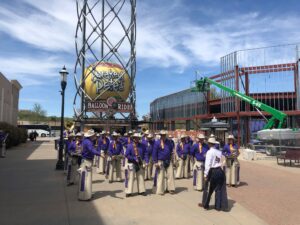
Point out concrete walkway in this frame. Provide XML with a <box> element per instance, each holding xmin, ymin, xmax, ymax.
<box><xmin>0</xmin><ymin>139</ymin><xmax>267</xmax><ymax>225</ymax></box>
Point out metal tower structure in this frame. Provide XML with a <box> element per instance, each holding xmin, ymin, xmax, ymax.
<box><xmin>73</xmin><ymin>0</ymin><xmax>136</xmax><ymax>128</ymax></box>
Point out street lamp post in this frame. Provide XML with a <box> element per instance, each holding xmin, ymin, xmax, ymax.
<box><xmin>56</xmin><ymin>66</ymin><xmax>68</xmax><ymax>170</ymax></box>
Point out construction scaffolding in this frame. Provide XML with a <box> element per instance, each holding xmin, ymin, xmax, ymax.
<box><xmin>150</xmin><ymin>44</ymin><xmax>300</xmax><ymax>144</ymax></box>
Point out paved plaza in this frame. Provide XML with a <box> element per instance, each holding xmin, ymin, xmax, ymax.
<box><xmin>0</xmin><ymin>139</ymin><xmax>299</xmax><ymax>225</ymax></box>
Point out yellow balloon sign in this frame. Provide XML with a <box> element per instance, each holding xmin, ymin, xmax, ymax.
<box><xmin>84</xmin><ymin>62</ymin><xmax>131</xmax><ymax>101</ymax></box>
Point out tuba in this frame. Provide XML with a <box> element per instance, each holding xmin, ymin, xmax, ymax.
<box><xmin>65</xmin><ymin>121</ymin><xmax>75</xmax><ymax>133</ymax></box>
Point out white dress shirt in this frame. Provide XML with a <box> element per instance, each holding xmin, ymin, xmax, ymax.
<box><xmin>204</xmin><ymin>147</ymin><xmax>223</xmax><ymax>177</ymax></box>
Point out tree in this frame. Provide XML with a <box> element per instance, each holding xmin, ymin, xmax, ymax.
<box><xmin>32</xmin><ymin>103</ymin><xmax>47</xmax><ymax>123</ymax></box>
<box><xmin>33</xmin><ymin>103</ymin><xmax>46</xmax><ymax>117</ymax></box>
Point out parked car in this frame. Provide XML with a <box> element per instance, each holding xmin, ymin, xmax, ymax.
<box><xmin>27</xmin><ymin>129</ymin><xmax>50</xmax><ymax>137</ymax></box>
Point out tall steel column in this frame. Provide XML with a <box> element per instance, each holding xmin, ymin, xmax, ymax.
<box><xmin>74</xmin><ymin>0</ymin><xmax>137</xmax><ymax>126</ymax></box>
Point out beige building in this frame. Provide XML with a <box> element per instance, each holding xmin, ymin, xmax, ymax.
<box><xmin>0</xmin><ymin>72</ymin><xmax>22</xmax><ymax>126</ymax></box>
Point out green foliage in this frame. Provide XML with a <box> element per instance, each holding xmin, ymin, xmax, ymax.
<box><xmin>18</xmin><ymin>103</ymin><xmax>47</xmax><ymax>123</ymax></box>
<box><xmin>33</xmin><ymin>103</ymin><xmax>46</xmax><ymax>117</ymax></box>
<box><xmin>0</xmin><ymin>122</ymin><xmax>27</xmax><ymax>148</ymax></box>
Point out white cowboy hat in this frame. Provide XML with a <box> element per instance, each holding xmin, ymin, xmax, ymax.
<box><xmin>197</xmin><ymin>133</ymin><xmax>206</xmax><ymax>139</ymax></box>
<box><xmin>75</xmin><ymin>132</ymin><xmax>83</xmax><ymax>137</ymax></box>
<box><xmin>84</xmin><ymin>129</ymin><xmax>95</xmax><ymax>137</ymax></box>
<box><xmin>159</xmin><ymin>130</ymin><xmax>168</xmax><ymax>135</ymax></box>
<box><xmin>112</xmin><ymin>131</ymin><xmax>120</xmax><ymax>137</ymax></box>
<box><xmin>132</xmin><ymin>133</ymin><xmax>142</xmax><ymax>138</ymax></box>
<box><xmin>147</xmin><ymin>134</ymin><xmax>154</xmax><ymax>139</ymax></box>
<box><xmin>128</xmin><ymin>130</ymin><xmax>133</xmax><ymax>135</ymax></box>
<box><xmin>227</xmin><ymin>134</ymin><xmax>235</xmax><ymax>139</ymax></box>
<box><xmin>168</xmin><ymin>134</ymin><xmax>173</xmax><ymax>138</ymax></box>
<box><xmin>180</xmin><ymin>134</ymin><xmax>187</xmax><ymax>139</ymax></box>
<box><xmin>207</xmin><ymin>136</ymin><xmax>218</xmax><ymax>144</ymax></box>
<box><xmin>143</xmin><ymin>130</ymin><xmax>150</xmax><ymax>135</ymax></box>
<box><xmin>123</xmin><ymin>133</ymin><xmax>128</xmax><ymax>137</ymax></box>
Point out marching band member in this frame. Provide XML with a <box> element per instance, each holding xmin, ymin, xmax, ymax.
<box><xmin>66</xmin><ymin>133</ymin><xmax>76</xmax><ymax>186</ymax></box>
<box><xmin>223</xmin><ymin>135</ymin><xmax>240</xmax><ymax>187</ymax></box>
<box><xmin>93</xmin><ymin>133</ymin><xmax>100</xmax><ymax>167</ymax></box>
<box><xmin>189</xmin><ymin>135</ymin><xmax>196</xmax><ymax>175</ymax></box>
<box><xmin>141</xmin><ymin>130</ymin><xmax>149</xmax><ymax>150</ymax></box>
<box><xmin>168</xmin><ymin>135</ymin><xmax>177</xmax><ymax>169</ymax></box>
<box><xmin>124</xmin><ymin>133</ymin><xmax>147</xmax><ymax>197</ymax></box>
<box><xmin>191</xmin><ymin>134</ymin><xmax>209</xmax><ymax>191</ymax></box>
<box><xmin>152</xmin><ymin>130</ymin><xmax>175</xmax><ymax>195</ymax></box>
<box><xmin>96</xmin><ymin>131</ymin><xmax>110</xmax><ymax>175</ymax></box>
<box><xmin>144</xmin><ymin>133</ymin><xmax>155</xmax><ymax>180</ymax></box>
<box><xmin>106</xmin><ymin>132</ymin><xmax>123</xmax><ymax>183</ymax></box>
<box><xmin>64</xmin><ymin>133</ymin><xmax>73</xmax><ymax>173</ymax></box>
<box><xmin>199</xmin><ymin>136</ymin><xmax>227</xmax><ymax>210</ymax></box>
<box><xmin>75</xmin><ymin>132</ymin><xmax>83</xmax><ymax>166</ymax></box>
<box><xmin>125</xmin><ymin>131</ymin><xmax>133</xmax><ymax>147</ymax></box>
<box><xmin>175</xmin><ymin>134</ymin><xmax>190</xmax><ymax>179</ymax></box>
<box><xmin>78</xmin><ymin>129</ymin><xmax>100</xmax><ymax>201</ymax></box>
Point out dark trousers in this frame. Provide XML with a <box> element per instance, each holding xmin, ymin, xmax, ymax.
<box><xmin>204</xmin><ymin>167</ymin><xmax>225</xmax><ymax>209</ymax></box>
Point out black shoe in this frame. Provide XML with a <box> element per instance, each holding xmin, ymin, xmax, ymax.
<box><xmin>169</xmin><ymin>191</ymin><xmax>175</xmax><ymax>195</ymax></box>
<box><xmin>198</xmin><ymin>203</ymin><xmax>209</xmax><ymax>210</ymax></box>
<box><xmin>139</xmin><ymin>192</ymin><xmax>147</xmax><ymax>196</ymax></box>
<box><xmin>108</xmin><ymin>181</ymin><xmax>113</xmax><ymax>184</ymax></box>
<box><xmin>67</xmin><ymin>182</ymin><xmax>74</xmax><ymax>186</ymax></box>
<box><xmin>126</xmin><ymin>194</ymin><xmax>131</xmax><ymax>198</ymax></box>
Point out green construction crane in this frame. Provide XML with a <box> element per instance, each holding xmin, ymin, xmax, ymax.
<box><xmin>192</xmin><ymin>77</ymin><xmax>287</xmax><ymax>129</ymax></box>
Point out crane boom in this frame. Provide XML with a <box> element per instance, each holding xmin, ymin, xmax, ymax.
<box><xmin>193</xmin><ymin>77</ymin><xmax>287</xmax><ymax>129</ymax></box>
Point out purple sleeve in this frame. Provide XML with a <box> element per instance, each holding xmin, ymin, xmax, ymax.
<box><xmin>106</xmin><ymin>138</ymin><xmax>110</xmax><ymax>149</ymax></box>
<box><xmin>96</xmin><ymin>138</ymin><xmax>101</xmax><ymax>152</ymax></box>
<box><xmin>191</xmin><ymin>144</ymin><xmax>196</xmax><ymax>157</ymax></box>
<box><xmin>176</xmin><ymin>144</ymin><xmax>182</xmax><ymax>157</ymax></box>
<box><xmin>88</xmin><ymin>141</ymin><xmax>100</xmax><ymax>156</ymax></box>
<box><xmin>152</xmin><ymin>141</ymin><xmax>158</xmax><ymax>163</ymax></box>
<box><xmin>223</xmin><ymin>144</ymin><xmax>230</xmax><ymax>156</ymax></box>
<box><xmin>125</xmin><ymin>144</ymin><xmax>135</xmax><ymax>162</ymax></box>
<box><xmin>108</xmin><ymin>143</ymin><xmax>113</xmax><ymax>156</ymax></box>
<box><xmin>143</xmin><ymin>144</ymin><xmax>149</xmax><ymax>163</ymax></box>
<box><xmin>184</xmin><ymin>144</ymin><xmax>190</xmax><ymax>155</ymax></box>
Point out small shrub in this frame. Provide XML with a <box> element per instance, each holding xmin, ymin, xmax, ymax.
<box><xmin>0</xmin><ymin>122</ymin><xmax>27</xmax><ymax>148</ymax></box>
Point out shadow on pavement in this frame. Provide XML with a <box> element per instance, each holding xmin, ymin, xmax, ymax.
<box><xmin>0</xmin><ymin>140</ymin><xmax>107</xmax><ymax>225</ymax></box>
<box><xmin>92</xmin><ymin>189</ymin><xmax>124</xmax><ymax>200</ymax></box>
<box><xmin>227</xmin><ymin>199</ymin><xmax>236</xmax><ymax>212</ymax></box>
<box><xmin>175</xmin><ymin>187</ymin><xmax>188</xmax><ymax>194</ymax></box>
<box><xmin>237</xmin><ymin>181</ymin><xmax>248</xmax><ymax>187</ymax></box>
<box><xmin>92</xmin><ymin>179</ymin><xmax>105</xmax><ymax>184</ymax></box>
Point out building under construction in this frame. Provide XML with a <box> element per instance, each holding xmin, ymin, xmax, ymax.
<box><xmin>150</xmin><ymin>44</ymin><xmax>300</xmax><ymax>145</ymax></box>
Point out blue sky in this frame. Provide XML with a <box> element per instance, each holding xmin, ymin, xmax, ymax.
<box><xmin>0</xmin><ymin>0</ymin><xmax>300</xmax><ymax>118</ymax></box>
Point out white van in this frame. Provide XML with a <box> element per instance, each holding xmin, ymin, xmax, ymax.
<box><xmin>28</xmin><ymin>129</ymin><xmax>50</xmax><ymax>137</ymax></box>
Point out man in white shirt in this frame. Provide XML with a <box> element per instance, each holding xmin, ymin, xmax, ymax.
<box><xmin>199</xmin><ymin>136</ymin><xmax>226</xmax><ymax>210</ymax></box>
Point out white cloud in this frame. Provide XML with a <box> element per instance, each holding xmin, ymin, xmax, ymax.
<box><xmin>0</xmin><ymin>55</ymin><xmax>73</xmax><ymax>86</ymax></box>
<box><xmin>0</xmin><ymin>0</ymin><xmax>75</xmax><ymax>52</ymax></box>
<box><xmin>0</xmin><ymin>0</ymin><xmax>299</xmax><ymax>79</ymax></box>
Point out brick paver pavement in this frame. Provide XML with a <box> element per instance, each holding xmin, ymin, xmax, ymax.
<box><xmin>228</xmin><ymin>160</ymin><xmax>300</xmax><ymax>225</ymax></box>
